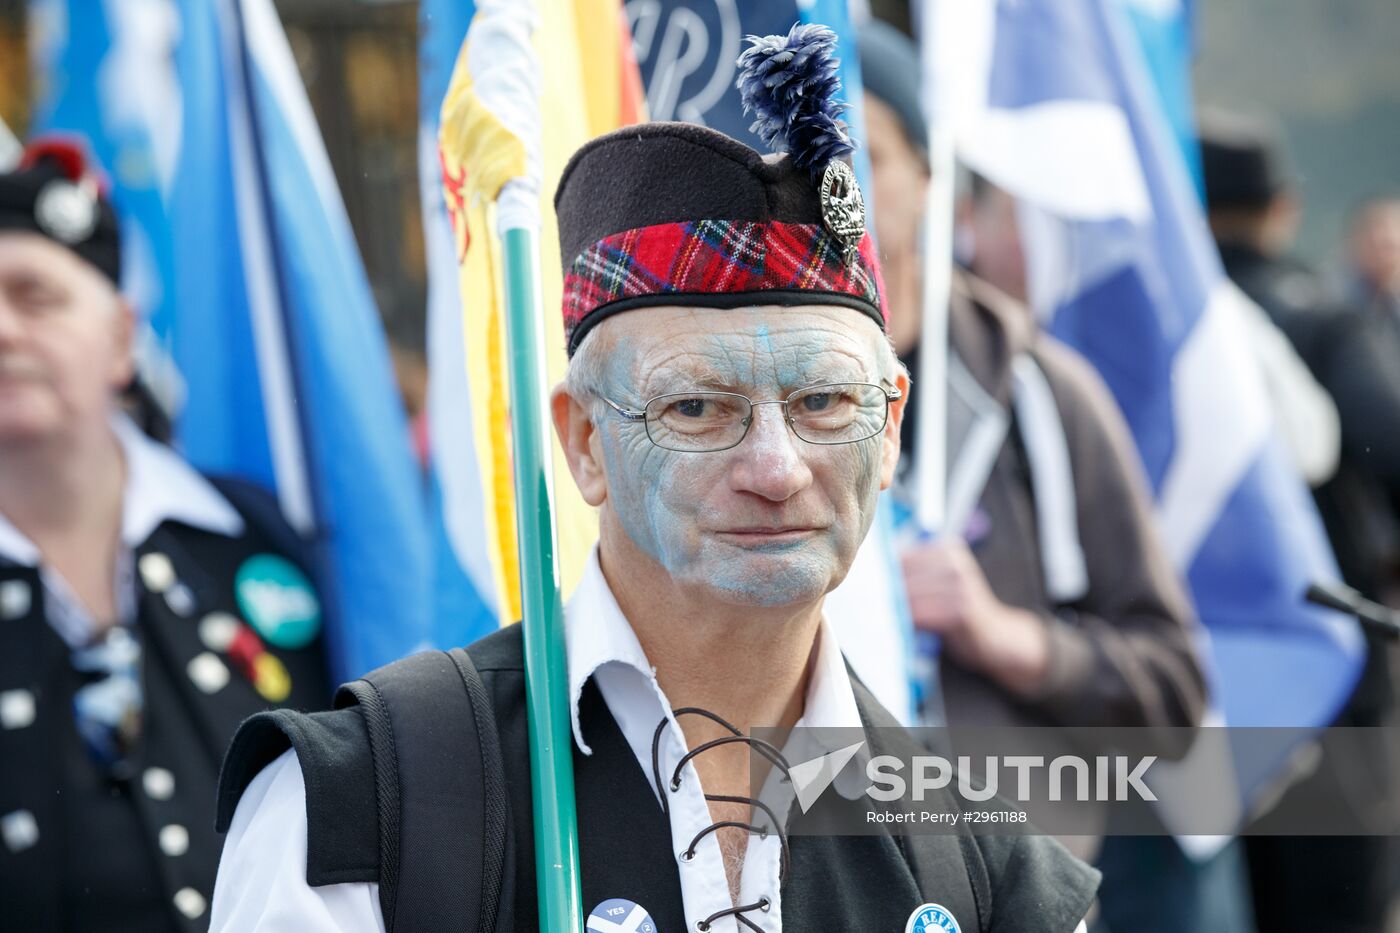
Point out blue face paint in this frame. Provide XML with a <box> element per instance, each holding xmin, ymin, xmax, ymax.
<box><xmin>593</xmin><ymin>307</ymin><xmax>887</xmax><ymax>607</ymax></box>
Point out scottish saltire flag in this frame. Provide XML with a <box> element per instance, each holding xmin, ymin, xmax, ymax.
<box><xmin>931</xmin><ymin>0</ymin><xmax>1363</xmax><ymax>801</ymax></box>
<box><xmin>31</xmin><ymin>0</ymin><xmax>434</xmax><ymax>682</ymax></box>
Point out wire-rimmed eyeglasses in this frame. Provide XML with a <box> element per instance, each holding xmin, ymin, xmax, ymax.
<box><xmin>599</xmin><ymin>382</ymin><xmax>902</xmax><ymax>453</ymax></box>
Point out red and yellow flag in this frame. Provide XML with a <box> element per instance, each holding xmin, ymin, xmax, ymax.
<box><xmin>439</xmin><ymin>0</ymin><xmax>644</xmax><ymax>623</ymax></box>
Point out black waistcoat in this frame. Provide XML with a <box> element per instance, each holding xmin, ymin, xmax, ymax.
<box><xmin>465</xmin><ymin>628</ymin><xmax>1099</xmax><ymax>933</ymax></box>
<box><xmin>223</xmin><ymin>625</ymin><xmax>1097</xmax><ymax>933</ymax></box>
<box><xmin>0</xmin><ymin>492</ymin><xmax>330</xmax><ymax>933</ymax></box>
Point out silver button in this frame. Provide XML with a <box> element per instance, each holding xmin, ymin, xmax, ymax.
<box><xmin>187</xmin><ymin>653</ymin><xmax>230</xmax><ymax>694</ymax></box>
<box><xmin>173</xmin><ymin>887</ymin><xmax>206</xmax><ymax>920</ymax></box>
<box><xmin>143</xmin><ymin>767</ymin><xmax>176</xmax><ymax>801</ymax></box>
<box><xmin>0</xmin><ymin>580</ymin><xmax>31</xmax><ymax>620</ymax></box>
<box><xmin>159</xmin><ymin>824</ymin><xmax>190</xmax><ymax>857</ymax></box>
<box><xmin>198</xmin><ymin>612</ymin><xmax>240</xmax><ymax>652</ymax></box>
<box><xmin>138</xmin><ymin>553</ymin><xmax>176</xmax><ymax>593</ymax></box>
<box><xmin>0</xmin><ymin>689</ymin><xmax>36</xmax><ymax>730</ymax></box>
<box><xmin>164</xmin><ymin>582</ymin><xmax>196</xmax><ymax>617</ymax></box>
<box><xmin>2</xmin><ymin>809</ymin><xmax>39</xmax><ymax>853</ymax></box>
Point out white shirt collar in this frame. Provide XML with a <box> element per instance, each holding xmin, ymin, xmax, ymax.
<box><xmin>112</xmin><ymin>413</ymin><xmax>245</xmax><ymax>546</ymax></box>
<box><xmin>0</xmin><ymin>413</ymin><xmax>245</xmax><ymax>568</ymax></box>
<box><xmin>563</xmin><ymin>547</ymin><xmax>866</xmax><ymax>755</ymax></box>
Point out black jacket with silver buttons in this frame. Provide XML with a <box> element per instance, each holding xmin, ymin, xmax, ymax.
<box><xmin>0</xmin><ymin>478</ymin><xmax>330</xmax><ymax>933</ymax></box>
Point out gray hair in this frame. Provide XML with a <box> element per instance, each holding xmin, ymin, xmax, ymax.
<box><xmin>563</xmin><ymin>325</ymin><xmax>614</xmax><ymax>414</ymax></box>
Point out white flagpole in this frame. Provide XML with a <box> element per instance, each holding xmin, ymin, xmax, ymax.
<box><xmin>914</xmin><ymin>0</ymin><xmax>959</xmax><ymax>534</ymax></box>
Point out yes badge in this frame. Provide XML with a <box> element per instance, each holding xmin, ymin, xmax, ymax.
<box><xmin>906</xmin><ymin>903</ymin><xmax>961</xmax><ymax>933</ymax></box>
<box><xmin>234</xmin><ymin>555</ymin><xmax>322</xmax><ymax>650</ymax></box>
<box><xmin>586</xmin><ymin>898</ymin><xmax>657</xmax><ymax>933</ymax></box>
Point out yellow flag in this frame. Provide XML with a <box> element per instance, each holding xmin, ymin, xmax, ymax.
<box><xmin>440</xmin><ymin>0</ymin><xmax>643</xmax><ymax>623</ymax></box>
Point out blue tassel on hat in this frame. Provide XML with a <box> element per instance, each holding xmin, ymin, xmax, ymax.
<box><xmin>736</xmin><ymin>22</ymin><xmax>855</xmax><ymax>180</ymax></box>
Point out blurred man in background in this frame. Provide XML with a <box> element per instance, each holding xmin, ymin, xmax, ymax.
<box><xmin>0</xmin><ymin>137</ymin><xmax>330</xmax><ymax>932</ymax></box>
<box><xmin>859</xmin><ymin>20</ymin><xmax>1213</xmax><ymax>933</ymax></box>
<box><xmin>1342</xmin><ymin>196</ymin><xmax>1400</xmax><ymax>321</ymax></box>
<box><xmin>1202</xmin><ymin>112</ymin><xmax>1400</xmax><ymax>933</ymax></box>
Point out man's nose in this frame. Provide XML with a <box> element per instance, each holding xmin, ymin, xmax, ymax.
<box><xmin>726</xmin><ymin>402</ymin><xmax>814</xmax><ymax>502</ymax></box>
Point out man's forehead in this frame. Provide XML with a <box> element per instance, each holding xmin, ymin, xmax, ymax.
<box><xmin>606</xmin><ymin>304</ymin><xmax>880</xmax><ymax>353</ymax></box>
<box><xmin>0</xmin><ymin>230</ymin><xmax>85</xmax><ymax>277</ymax></box>
<box><xmin>603</xmin><ymin>305</ymin><xmax>883</xmax><ymax>387</ymax></box>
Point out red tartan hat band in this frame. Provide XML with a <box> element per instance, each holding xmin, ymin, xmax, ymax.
<box><xmin>554</xmin><ymin>122</ymin><xmax>887</xmax><ymax>358</ymax></box>
<box><xmin>562</xmin><ymin>218</ymin><xmax>886</xmax><ymax>356</ymax></box>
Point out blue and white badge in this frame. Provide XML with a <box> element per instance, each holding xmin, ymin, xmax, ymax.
<box><xmin>586</xmin><ymin>898</ymin><xmax>657</xmax><ymax>933</ymax></box>
<box><xmin>234</xmin><ymin>554</ymin><xmax>322</xmax><ymax>650</ymax></box>
<box><xmin>906</xmin><ymin>902</ymin><xmax>962</xmax><ymax>933</ymax></box>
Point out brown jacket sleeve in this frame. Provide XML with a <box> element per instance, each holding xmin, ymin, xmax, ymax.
<box><xmin>1021</xmin><ymin>336</ymin><xmax>1208</xmax><ymax>733</ymax></box>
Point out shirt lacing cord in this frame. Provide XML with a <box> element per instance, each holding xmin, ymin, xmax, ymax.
<box><xmin>651</xmin><ymin>707</ymin><xmax>792</xmax><ymax>932</ymax></box>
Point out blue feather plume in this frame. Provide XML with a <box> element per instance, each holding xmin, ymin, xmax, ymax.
<box><xmin>736</xmin><ymin>22</ymin><xmax>854</xmax><ymax>179</ymax></box>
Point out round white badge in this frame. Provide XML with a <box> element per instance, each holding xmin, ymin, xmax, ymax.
<box><xmin>906</xmin><ymin>902</ymin><xmax>962</xmax><ymax>933</ymax></box>
<box><xmin>34</xmin><ymin>180</ymin><xmax>98</xmax><ymax>245</ymax></box>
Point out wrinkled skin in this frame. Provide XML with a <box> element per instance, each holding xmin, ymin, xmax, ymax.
<box><xmin>554</xmin><ymin>305</ymin><xmax>907</xmax><ymax>610</ymax></box>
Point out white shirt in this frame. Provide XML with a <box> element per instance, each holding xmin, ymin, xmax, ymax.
<box><xmin>0</xmin><ymin>414</ymin><xmax>244</xmax><ymax>645</ymax></box>
<box><xmin>211</xmin><ymin>548</ymin><xmax>870</xmax><ymax>933</ymax></box>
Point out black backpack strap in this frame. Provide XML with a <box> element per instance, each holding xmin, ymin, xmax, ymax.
<box><xmin>216</xmin><ymin>706</ymin><xmax>380</xmax><ymax>885</ymax></box>
<box><xmin>217</xmin><ymin>647</ymin><xmax>513</xmax><ymax>933</ymax></box>
<box><xmin>336</xmin><ymin>648</ymin><xmax>511</xmax><ymax>933</ymax></box>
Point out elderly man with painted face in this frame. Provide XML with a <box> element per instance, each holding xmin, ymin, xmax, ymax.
<box><xmin>0</xmin><ymin>139</ymin><xmax>330</xmax><ymax>932</ymax></box>
<box><xmin>211</xmin><ymin>25</ymin><xmax>1097</xmax><ymax>933</ymax></box>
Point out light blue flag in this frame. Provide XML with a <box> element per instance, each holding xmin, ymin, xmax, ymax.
<box><xmin>941</xmin><ymin>0</ymin><xmax>1364</xmax><ymax>811</ymax></box>
<box><xmin>28</xmin><ymin>0</ymin><xmax>180</xmax><ymax>340</ymax></box>
<box><xmin>31</xmin><ymin>0</ymin><xmax>435</xmax><ymax>682</ymax></box>
<box><xmin>1118</xmin><ymin>0</ymin><xmax>1203</xmax><ymax>198</ymax></box>
<box><xmin>418</xmin><ymin>0</ymin><xmax>500</xmax><ymax>647</ymax></box>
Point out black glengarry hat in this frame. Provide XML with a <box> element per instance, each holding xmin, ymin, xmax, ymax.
<box><xmin>555</xmin><ymin>23</ymin><xmax>885</xmax><ymax>357</ymax></box>
<box><xmin>0</xmin><ymin>135</ymin><xmax>121</xmax><ymax>286</ymax></box>
<box><xmin>1198</xmin><ymin>109</ymin><xmax>1294</xmax><ymax>211</ymax></box>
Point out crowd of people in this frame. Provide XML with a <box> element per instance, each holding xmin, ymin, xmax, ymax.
<box><xmin>1</xmin><ymin>13</ymin><xmax>1397</xmax><ymax>933</ymax></box>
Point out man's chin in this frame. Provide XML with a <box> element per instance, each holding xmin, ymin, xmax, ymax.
<box><xmin>685</xmin><ymin>548</ymin><xmax>836</xmax><ymax>609</ymax></box>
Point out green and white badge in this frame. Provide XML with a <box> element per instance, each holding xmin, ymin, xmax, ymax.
<box><xmin>234</xmin><ymin>554</ymin><xmax>322</xmax><ymax>650</ymax></box>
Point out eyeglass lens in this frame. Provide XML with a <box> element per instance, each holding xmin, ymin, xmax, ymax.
<box><xmin>642</xmin><ymin>383</ymin><xmax>890</xmax><ymax>452</ymax></box>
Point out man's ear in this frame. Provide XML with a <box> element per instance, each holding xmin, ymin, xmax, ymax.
<box><xmin>879</xmin><ymin>368</ymin><xmax>910</xmax><ymax>491</ymax></box>
<box><xmin>551</xmin><ymin>384</ymin><xmax>608</xmax><ymax>507</ymax></box>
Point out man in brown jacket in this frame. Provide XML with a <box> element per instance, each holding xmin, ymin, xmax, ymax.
<box><xmin>860</xmin><ymin>18</ymin><xmax>1219</xmax><ymax>933</ymax></box>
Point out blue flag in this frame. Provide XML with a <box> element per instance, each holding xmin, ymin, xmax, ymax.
<box><xmin>940</xmin><ymin>0</ymin><xmax>1363</xmax><ymax>801</ymax></box>
<box><xmin>31</xmin><ymin>0</ymin><xmax>435</xmax><ymax>682</ymax></box>
<box><xmin>628</xmin><ymin>1</ymin><xmax>798</xmax><ymax>149</ymax></box>
<box><xmin>1119</xmin><ymin>0</ymin><xmax>1203</xmax><ymax>197</ymax></box>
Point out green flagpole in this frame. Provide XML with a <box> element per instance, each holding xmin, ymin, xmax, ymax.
<box><xmin>499</xmin><ymin>223</ymin><xmax>584</xmax><ymax>932</ymax></box>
